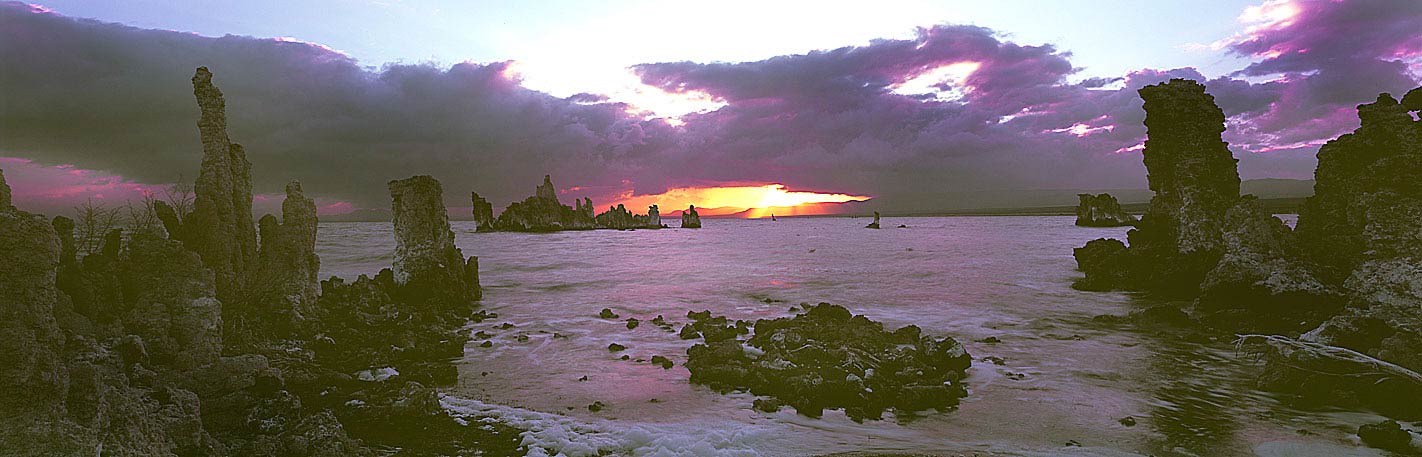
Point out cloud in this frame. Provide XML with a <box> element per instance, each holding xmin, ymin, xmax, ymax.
<box><xmin>1</xmin><ymin>1</ymin><xmax>1418</xmax><ymax>215</ymax></box>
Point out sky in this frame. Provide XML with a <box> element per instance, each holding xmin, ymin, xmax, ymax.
<box><xmin>2</xmin><ymin>0</ymin><xmax>1421</xmax><ymax>217</ymax></box>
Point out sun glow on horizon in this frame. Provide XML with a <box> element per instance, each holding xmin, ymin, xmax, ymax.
<box><xmin>610</xmin><ymin>184</ymin><xmax>870</xmax><ymax>217</ymax></box>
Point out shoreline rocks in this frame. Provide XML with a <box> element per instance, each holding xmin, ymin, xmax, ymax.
<box><xmin>0</xmin><ymin>67</ymin><xmax>518</xmax><ymax>456</ymax></box>
<box><xmin>1074</xmin><ymin>193</ymin><xmax>1136</xmax><ymax>227</ymax></box>
<box><xmin>865</xmin><ymin>211</ymin><xmax>880</xmax><ymax>229</ymax></box>
<box><xmin>1076</xmin><ymin>78</ymin><xmax>1422</xmax><ymax>423</ymax></box>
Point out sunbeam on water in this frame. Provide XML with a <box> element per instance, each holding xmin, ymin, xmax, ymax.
<box><xmin>317</xmin><ymin>215</ymin><xmax>1385</xmax><ymax>457</ymax></box>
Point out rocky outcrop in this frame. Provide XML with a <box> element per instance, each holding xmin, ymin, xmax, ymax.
<box><xmin>0</xmin><ymin>172</ymin><xmax>73</xmax><ymax>451</ymax></box>
<box><xmin>470</xmin><ymin>192</ymin><xmax>493</xmax><ymax>229</ymax></box>
<box><xmin>1195</xmin><ymin>196</ymin><xmax>1337</xmax><ymax>326</ymax></box>
<box><xmin>1074</xmin><ymin>193</ymin><xmax>1136</xmax><ymax>227</ymax></box>
<box><xmin>865</xmin><ymin>211</ymin><xmax>880</xmax><ymax>229</ymax></box>
<box><xmin>480</xmin><ymin>175</ymin><xmax>665</xmax><ymax>231</ymax></box>
<box><xmin>684</xmin><ymin>303</ymin><xmax>971</xmax><ymax>422</ymax></box>
<box><xmin>483</xmin><ymin>175</ymin><xmax>595</xmax><ymax>232</ymax></box>
<box><xmin>389</xmin><ymin>176</ymin><xmax>481</xmax><ymax>303</ymax></box>
<box><xmin>0</xmin><ymin>67</ymin><xmax>518</xmax><ymax>456</ymax></box>
<box><xmin>186</xmin><ymin>67</ymin><xmax>257</xmax><ymax>303</ymax></box>
<box><xmin>1074</xmin><ymin>79</ymin><xmax>1248</xmax><ymax>297</ymax></box>
<box><xmin>681</xmin><ymin>205</ymin><xmax>701</xmax><ymax>228</ymax></box>
<box><xmin>0</xmin><ymin>168</ymin><xmax>9</xmax><ymax>208</ymax></box>
<box><xmin>251</xmin><ymin>181</ymin><xmax>321</xmax><ymax>325</ymax></box>
<box><xmin>1137</xmin><ymin>79</ymin><xmax>1241</xmax><ymax>254</ymax></box>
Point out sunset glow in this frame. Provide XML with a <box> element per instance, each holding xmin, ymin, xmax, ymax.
<box><xmin>890</xmin><ymin>61</ymin><xmax>980</xmax><ymax>101</ymax></box>
<box><xmin>612</xmin><ymin>184</ymin><xmax>870</xmax><ymax>218</ymax></box>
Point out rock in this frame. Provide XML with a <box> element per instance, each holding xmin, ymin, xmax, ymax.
<box><xmin>389</xmin><ymin>175</ymin><xmax>480</xmax><ymax>304</ymax></box>
<box><xmin>251</xmin><ymin>181</ymin><xmax>321</xmax><ymax>325</ymax></box>
<box><xmin>608</xmin><ymin>343</ymin><xmax>626</xmax><ymax>352</ymax></box>
<box><xmin>599</xmin><ymin>308</ymin><xmax>618</xmax><ymax>319</ymax></box>
<box><xmin>1137</xmin><ymin>79</ymin><xmax>1241</xmax><ymax>254</ymax></box>
<box><xmin>186</xmin><ymin>66</ymin><xmax>258</xmax><ymax>303</ymax></box>
<box><xmin>684</xmin><ymin>303</ymin><xmax>971</xmax><ymax>422</ymax></box>
<box><xmin>118</xmin><ymin>233</ymin><xmax>224</xmax><ymax>370</ymax></box>
<box><xmin>1358</xmin><ymin>420</ymin><xmax>1413</xmax><ymax>452</ymax></box>
<box><xmin>1296</xmin><ymin>91</ymin><xmax>1422</xmax><ymax>285</ymax></box>
<box><xmin>865</xmin><ymin>211</ymin><xmax>880</xmax><ymax>229</ymax></box>
<box><xmin>1074</xmin><ymin>193</ymin><xmax>1136</xmax><ymax>227</ymax></box>
<box><xmin>681</xmin><ymin>205</ymin><xmax>702</xmax><ymax>228</ymax></box>
<box><xmin>0</xmin><ymin>172</ymin><xmax>71</xmax><ymax>432</ymax></box>
<box><xmin>484</xmin><ymin>175</ymin><xmax>595</xmax><ymax>232</ymax></box>
<box><xmin>1073</xmin><ymin>79</ymin><xmax>1243</xmax><ymax>297</ymax></box>
<box><xmin>650</xmin><ymin>355</ymin><xmax>673</xmax><ymax>369</ymax></box>
<box><xmin>470</xmin><ymin>192</ymin><xmax>494</xmax><ymax>229</ymax></box>
<box><xmin>626</xmin><ymin>318</ymin><xmax>640</xmax><ymax>330</ymax></box>
<box><xmin>1195</xmin><ymin>196</ymin><xmax>1338</xmax><ymax>326</ymax></box>
<box><xmin>0</xmin><ymin>168</ymin><xmax>9</xmax><ymax>209</ymax></box>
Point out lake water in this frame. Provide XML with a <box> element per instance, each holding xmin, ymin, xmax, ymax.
<box><xmin>316</xmin><ymin>216</ymin><xmax>1388</xmax><ymax>457</ymax></box>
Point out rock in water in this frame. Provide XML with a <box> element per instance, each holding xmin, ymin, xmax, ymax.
<box><xmin>252</xmin><ymin>181</ymin><xmax>321</xmax><ymax>322</ymax></box>
<box><xmin>1137</xmin><ymin>79</ymin><xmax>1241</xmax><ymax>255</ymax></box>
<box><xmin>681</xmin><ymin>205</ymin><xmax>701</xmax><ymax>228</ymax></box>
<box><xmin>389</xmin><ymin>175</ymin><xmax>480</xmax><ymax>302</ymax></box>
<box><xmin>187</xmin><ymin>67</ymin><xmax>258</xmax><ymax>303</ymax></box>
<box><xmin>646</xmin><ymin>204</ymin><xmax>661</xmax><ymax>228</ymax></box>
<box><xmin>1074</xmin><ymin>193</ymin><xmax>1136</xmax><ymax>227</ymax></box>
<box><xmin>865</xmin><ymin>211</ymin><xmax>880</xmax><ymax>229</ymax></box>
<box><xmin>470</xmin><ymin>192</ymin><xmax>494</xmax><ymax>229</ymax></box>
<box><xmin>1195</xmin><ymin>196</ymin><xmax>1336</xmax><ymax>325</ymax></box>
<box><xmin>1073</xmin><ymin>79</ymin><xmax>1243</xmax><ymax>296</ymax></box>
<box><xmin>684</xmin><ymin>303</ymin><xmax>971</xmax><ymax>422</ymax></box>
<box><xmin>484</xmin><ymin>175</ymin><xmax>595</xmax><ymax>231</ymax></box>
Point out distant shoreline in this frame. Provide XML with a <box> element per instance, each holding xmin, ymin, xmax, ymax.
<box><xmin>319</xmin><ymin>196</ymin><xmax>1307</xmax><ymax>223</ymax></box>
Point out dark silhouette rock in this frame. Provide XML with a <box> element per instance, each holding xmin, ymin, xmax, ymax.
<box><xmin>865</xmin><ymin>211</ymin><xmax>880</xmax><ymax>229</ymax></box>
<box><xmin>681</xmin><ymin>205</ymin><xmax>701</xmax><ymax>228</ymax></box>
<box><xmin>187</xmin><ymin>67</ymin><xmax>258</xmax><ymax>303</ymax></box>
<box><xmin>684</xmin><ymin>303</ymin><xmax>971</xmax><ymax>422</ymax></box>
<box><xmin>1074</xmin><ymin>79</ymin><xmax>1244</xmax><ymax>297</ymax></box>
<box><xmin>481</xmin><ymin>175</ymin><xmax>665</xmax><ymax>231</ymax></box>
<box><xmin>483</xmin><ymin>175</ymin><xmax>595</xmax><ymax>232</ymax></box>
<box><xmin>389</xmin><ymin>176</ymin><xmax>480</xmax><ymax>303</ymax></box>
<box><xmin>1195</xmin><ymin>196</ymin><xmax>1336</xmax><ymax>323</ymax></box>
<box><xmin>470</xmin><ymin>192</ymin><xmax>494</xmax><ymax>229</ymax></box>
<box><xmin>1074</xmin><ymin>193</ymin><xmax>1136</xmax><ymax>227</ymax></box>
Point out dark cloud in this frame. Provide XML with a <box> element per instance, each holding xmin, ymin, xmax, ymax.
<box><xmin>0</xmin><ymin>2</ymin><xmax>670</xmax><ymax>209</ymax></box>
<box><xmin>2</xmin><ymin>1</ymin><xmax>1418</xmax><ymax>214</ymax></box>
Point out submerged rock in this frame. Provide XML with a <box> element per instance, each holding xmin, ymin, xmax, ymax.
<box><xmin>1074</xmin><ymin>193</ymin><xmax>1136</xmax><ymax>227</ymax></box>
<box><xmin>684</xmin><ymin>303</ymin><xmax>971</xmax><ymax>422</ymax></box>
<box><xmin>1358</xmin><ymin>420</ymin><xmax>1414</xmax><ymax>452</ymax></box>
<box><xmin>865</xmin><ymin>212</ymin><xmax>880</xmax><ymax>229</ymax></box>
<box><xmin>681</xmin><ymin>205</ymin><xmax>701</xmax><ymax>228</ymax></box>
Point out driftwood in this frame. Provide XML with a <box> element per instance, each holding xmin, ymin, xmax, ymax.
<box><xmin>1235</xmin><ymin>334</ymin><xmax>1422</xmax><ymax>385</ymax></box>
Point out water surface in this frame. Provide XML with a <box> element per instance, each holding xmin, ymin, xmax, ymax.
<box><xmin>317</xmin><ymin>216</ymin><xmax>1385</xmax><ymax>457</ymax></box>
